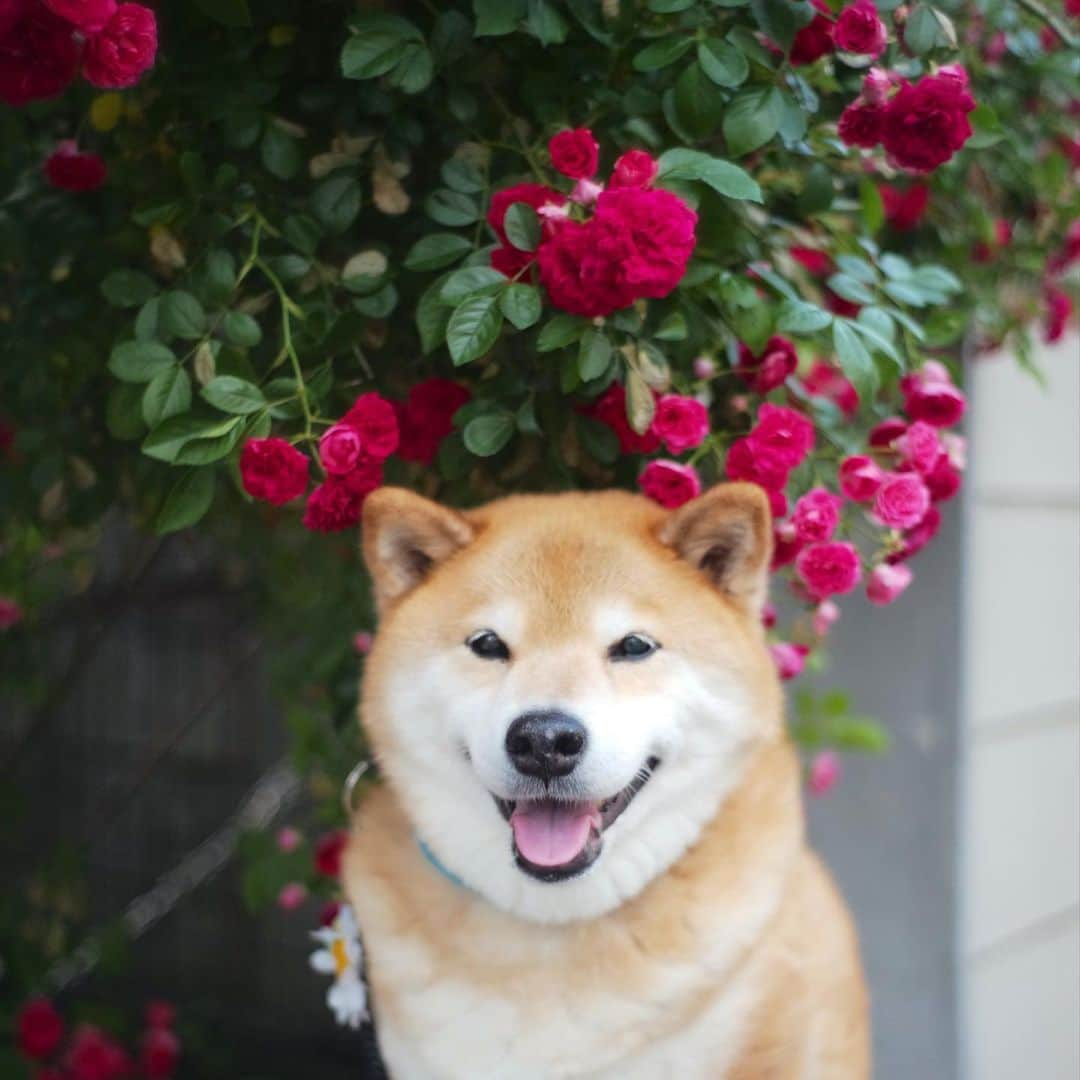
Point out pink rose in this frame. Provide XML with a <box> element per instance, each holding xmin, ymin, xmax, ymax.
<box><xmin>866</xmin><ymin>562</ymin><xmax>913</xmax><ymax>605</ymax></box>
<box><xmin>318</xmin><ymin>423</ymin><xmax>363</xmax><ymax>476</ymax></box>
<box><xmin>752</xmin><ymin>403</ymin><xmax>815</xmax><ymax>469</ymax></box>
<box><xmin>1043</xmin><ymin>285</ymin><xmax>1073</xmax><ymax>344</ymax></box>
<box><xmin>548</xmin><ymin>127</ymin><xmax>599</xmax><ymax>180</ymax></box>
<box><xmin>43</xmin><ymin>0</ymin><xmax>116</xmax><ymax>32</ymax></box>
<box><xmin>570</xmin><ymin>178</ymin><xmax>603</xmax><ymax>206</ymax></box>
<box><xmin>352</xmin><ymin>630</ymin><xmax>374</xmax><ymax>655</ymax></box>
<box><xmin>769</xmin><ymin>642</ymin><xmax>810</xmax><ymax>681</ymax></box>
<box><xmin>808</xmin><ymin>750</ymin><xmax>841</xmax><ymax>796</ymax></box>
<box><xmin>610</xmin><ymin>149</ymin><xmax>658</xmax><ymax>189</ymax></box>
<box><xmin>139</xmin><ymin>1025</ymin><xmax>180</xmax><ymax>1080</ymax></box>
<box><xmin>874</xmin><ymin>471</ymin><xmax>930</xmax><ymax>529</ymax></box>
<box><xmin>240</xmin><ymin>438</ymin><xmax>309</xmax><ymax>506</ymax></box>
<box><xmin>0</xmin><ymin>594</ymin><xmax>23</xmax><ymax>630</ymax></box>
<box><xmin>887</xmin><ymin>505</ymin><xmax>941</xmax><ymax>564</ymax></box>
<box><xmin>796</xmin><ymin>541</ymin><xmax>862</xmax><ymax>599</ymax></box>
<box><xmin>736</xmin><ymin>335</ymin><xmax>798</xmax><ymax>394</ymax></box>
<box><xmin>881</xmin><ymin>70</ymin><xmax>975</xmax><ymax>173</ymax></box>
<box><xmin>868</xmin><ymin>416</ymin><xmax>908</xmax><ymax>447</ymax></box>
<box><xmin>726</xmin><ymin>436</ymin><xmax>791</xmax><ymax>492</ymax></box>
<box><xmin>276</xmin><ymin>882</ymin><xmax>308</xmax><ymax>912</ymax></box>
<box><xmin>692</xmin><ymin>355</ymin><xmax>717</xmax><ymax>380</ymax></box>
<box><xmin>639</xmin><ymin>460</ymin><xmax>701</xmax><ymax>509</ymax></box>
<box><xmin>835</xmin><ymin>0</ymin><xmax>887</xmax><ymax>57</ymax></box>
<box><xmin>838</xmin><ymin>101</ymin><xmax>885</xmax><ymax>148</ymax></box>
<box><xmin>792</xmin><ymin>488</ymin><xmax>842</xmax><ymax>543</ymax></box>
<box><xmin>801</xmin><ymin>360</ymin><xmax>859</xmax><ymax>418</ymax></box>
<box><xmin>276</xmin><ymin>826</ymin><xmax>302</xmax><ymax>853</ymax></box>
<box><xmin>813</xmin><ymin>599</ymin><xmax>841</xmax><ymax>636</ymax></box>
<box><xmin>15</xmin><ymin>998</ymin><xmax>64</xmax><ymax>1061</ymax></box>
<box><xmin>82</xmin><ymin>2</ymin><xmax>157</xmax><ymax>89</ymax></box>
<box><xmin>653</xmin><ymin>394</ymin><xmax>709</xmax><ymax>455</ymax></box>
<box><xmin>771</xmin><ymin>521</ymin><xmax>804</xmax><ymax>569</ymax></box>
<box><xmin>901</xmin><ymin>368</ymin><xmax>966</xmax><ymax>427</ymax></box>
<box><xmin>925</xmin><ymin>455</ymin><xmax>962</xmax><ymax>502</ymax></box>
<box><xmin>861</xmin><ymin>67</ymin><xmax>893</xmax><ymax>104</ymax></box>
<box><xmin>838</xmin><ymin>455</ymin><xmax>884</xmax><ymax>502</ymax></box>
<box><xmin>894</xmin><ymin>419</ymin><xmax>943</xmax><ymax>474</ymax></box>
<box><xmin>762</xmin><ymin>601</ymin><xmax>778</xmax><ymax>629</ymax></box>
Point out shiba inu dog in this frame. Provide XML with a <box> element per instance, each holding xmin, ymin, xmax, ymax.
<box><xmin>343</xmin><ymin>483</ymin><xmax>869</xmax><ymax>1078</ymax></box>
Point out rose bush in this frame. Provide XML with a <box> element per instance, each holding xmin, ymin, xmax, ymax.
<box><xmin>1</xmin><ymin>0</ymin><xmax>1078</xmax><ymax>1059</ymax></box>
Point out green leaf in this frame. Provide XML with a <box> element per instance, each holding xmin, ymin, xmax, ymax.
<box><xmin>204</xmin><ymin>250</ymin><xmax>237</xmax><ymax>304</ymax></box>
<box><xmin>142</xmin><ymin>366</ymin><xmax>192</xmax><ymax>427</ymax></box>
<box><xmin>155</xmin><ymin>470</ymin><xmax>216</xmax><ymax>535</ymax></box>
<box><xmin>135</xmin><ymin>297</ymin><xmax>161</xmax><ymax>341</ymax></box>
<box><xmin>723</xmin><ymin>85</ymin><xmax>782</xmax><ymax>157</ymax></box>
<box><xmin>500</xmin><ymin>283</ymin><xmax>542</xmax><ymax>330</ymax></box>
<box><xmin>174</xmin><ymin>425</ymin><xmax>245</xmax><ymax>466</ymax></box>
<box><xmin>193</xmin><ymin>0</ymin><xmax>250</xmax><ymax>26</ymax></box>
<box><xmin>447</xmin><ymin>295</ymin><xmax>503</xmax><ymax>365</ymax></box>
<box><xmin>441</xmin><ymin>158</ymin><xmax>486</xmax><ymax>194</ymax></box>
<box><xmin>776</xmin><ymin>299</ymin><xmax>832</xmax><ymax>334</ymax></box>
<box><xmin>310</xmin><ymin>175</ymin><xmax>362</xmax><ymax>234</ymax></box>
<box><xmin>463</xmin><ymin>411</ymin><xmax>515</xmax><ymax>456</ymax></box>
<box><xmin>967</xmin><ymin>103</ymin><xmax>1005</xmax><ymax>149</ymax></box>
<box><xmin>106</xmin><ymin>383</ymin><xmax>146</xmax><ymax>440</ymax></box>
<box><xmin>474</xmin><ymin>0</ymin><xmax>527</xmax><ymax>35</ymax></box>
<box><xmin>102</xmin><ymin>269</ymin><xmax>156</xmax><ymax>308</ymax></box>
<box><xmin>353</xmin><ymin>283</ymin><xmax>399</xmax><ymax>317</ymax></box>
<box><xmin>222</xmin><ymin>311</ymin><xmax>263</xmax><ymax>347</ymax></box>
<box><xmin>537</xmin><ymin>313</ymin><xmax>588</xmax><ymax>352</ymax></box>
<box><xmin>108</xmin><ymin>341</ymin><xmax>176</xmax><ymax>383</ymax></box>
<box><xmin>836</xmin><ymin>254</ymin><xmax>878</xmax><ymax>285</ymax></box>
<box><xmin>656</xmin><ymin>312</ymin><xmax>688</xmax><ymax>341</ymax></box>
<box><xmin>202</xmin><ymin>375</ymin><xmax>267</xmax><ymax>415</ymax></box>
<box><xmin>859</xmin><ymin>178</ymin><xmax>885</xmax><ymax>234</ymax></box>
<box><xmin>405</xmin><ymin>233</ymin><xmax>473</xmax><ymax>272</ymax></box>
<box><xmin>904</xmin><ymin>4</ymin><xmax>952</xmax><ymax>53</ymax></box>
<box><xmin>387</xmin><ymin>43</ymin><xmax>434</xmax><ymax>93</ymax></box>
<box><xmin>674</xmin><ymin>61</ymin><xmax>726</xmax><ymax>139</ymax></box>
<box><xmin>632</xmin><ymin>35</ymin><xmax>695</xmax><ymax>71</ymax></box>
<box><xmin>260</xmin><ymin>124</ymin><xmax>302</xmax><ymax>181</ymax></box>
<box><xmin>697</xmin><ymin>39</ymin><xmax>749</xmax><ymax>87</ymax></box>
<box><xmin>142</xmin><ymin>415</ymin><xmax>242</xmax><ymax>464</ymax></box>
<box><xmin>578</xmin><ymin>329</ymin><xmax>612</xmax><ymax>382</ymax></box>
<box><xmin>833</xmin><ymin>320</ymin><xmax>878</xmax><ymax>401</ymax></box>
<box><xmin>576</xmin><ymin>416</ymin><xmax>620</xmax><ymax>464</ymax></box>
<box><xmin>656</xmin><ymin>148</ymin><xmax>762</xmax><ymax>202</ymax></box>
<box><xmin>525</xmin><ymin>0</ymin><xmax>568</xmax><ymax>44</ymax></box>
<box><xmin>417</xmin><ymin>276</ymin><xmax>452</xmax><ymax>353</ymax></box>
<box><xmin>827</xmin><ymin>273</ymin><xmax>877</xmax><ymax>305</ymax></box>
<box><xmin>341</xmin><ymin>17</ymin><xmax>418</xmax><ymax>79</ymax></box>
<box><xmin>160</xmin><ymin>290</ymin><xmax>206</xmax><ymax>340</ymax></box>
<box><xmin>750</xmin><ymin>0</ymin><xmax>815</xmax><ymax>49</ymax></box>
<box><xmin>440</xmin><ymin>266</ymin><xmax>508</xmax><ymax>304</ymax></box>
<box><xmin>503</xmin><ymin>203</ymin><xmax>541</xmax><ymax>252</ymax></box>
<box><xmin>425</xmin><ymin>189</ymin><xmax>481</xmax><ymax>227</ymax></box>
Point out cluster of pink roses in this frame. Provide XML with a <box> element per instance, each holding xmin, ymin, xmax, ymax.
<box><xmin>487</xmin><ymin>129</ymin><xmax>698</xmax><ymax>318</ymax></box>
<box><xmin>14</xmin><ymin>997</ymin><xmax>180</xmax><ymax>1080</ymax></box>
<box><xmin>238</xmin><ymin>379</ymin><xmax>471</xmax><ymax>532</ymax></box>
<box><xmin>839</xmin><ymin>65</ymin><xmax>976</xmax><ymax>173</ymax></box>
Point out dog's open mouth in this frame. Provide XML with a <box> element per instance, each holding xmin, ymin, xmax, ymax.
<box><xmin>493</xmin><ymin>757</ymin><xmax>660</xmax><ymax>882</ymax></box>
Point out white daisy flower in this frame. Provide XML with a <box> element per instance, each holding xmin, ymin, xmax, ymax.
<box><xmin>310</xmin><ymin>904</ymin><xmax>368</xmax><ymax>1029</ymax></box>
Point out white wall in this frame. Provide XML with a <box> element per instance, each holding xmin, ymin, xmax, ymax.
<box><xmin>962</xmin><ymin>333</ymin><xmax>1080</xmax><ymax>1080</ymax></box>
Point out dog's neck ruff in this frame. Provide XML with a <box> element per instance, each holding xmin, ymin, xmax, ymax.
<box><xmin>417</xmin><ymin>836</ymin><xmax>468</xmax><ymax>890</ymax></box>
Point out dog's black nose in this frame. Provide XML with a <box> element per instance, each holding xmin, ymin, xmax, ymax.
<box><xmin>505</xmin><ymin>710</ymin><xmax>587</xmax><ymax>779</ymax></box>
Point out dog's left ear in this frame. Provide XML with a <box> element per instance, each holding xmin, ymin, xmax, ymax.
<box><xmin>362</xmin><ymin>487</ymin><xmax>475</xmax><ymax>613</ymax></box>
<box><xmin>659</xmin><ymin>482</ymin><xmax>773</xmax><ymax>618</ymax></box>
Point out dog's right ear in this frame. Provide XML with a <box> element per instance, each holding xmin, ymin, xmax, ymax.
<box><xmin>361</xmin><ymin>487</ymin><xmax>475</xmax><ymax>613</ymax></box>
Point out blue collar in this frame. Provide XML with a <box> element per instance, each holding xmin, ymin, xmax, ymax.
<box><xmin>417</xmin><ymin>837</ymin><xmax>468</xmax><ymax>890</ymax></box>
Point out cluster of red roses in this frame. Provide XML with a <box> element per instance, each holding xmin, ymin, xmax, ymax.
<box><xmin>14</xmin><ymin>997</ymin><xmax>180</xmax><ymax>1080</ymax></box>
<box><xmin>1</xmin><ymin>0</ymin><xmax>158</xmax><ymax>192</ymax></box>
<box><xmin>238</xmin><ymin>379</ymin><xmax>470</xmax><ymax>533</ymax></box>
<box><xmin>839</xmin><ymin>65</ymin><xmax>976</xmax><ymax>173</ymax></box>
<box><xmin>487</xmin><ymin>129</ymin><xmax>698</xmax><ymax>319</ymax></box>
<box><xmin>271</xmin><ymin>825</ymin><xmax>352</xmax><ymax>914</ymax></box>
<box><xmin>789</xmin><ymin>0</ymin><xmax>888</xmax><ymax>63</ymax></box>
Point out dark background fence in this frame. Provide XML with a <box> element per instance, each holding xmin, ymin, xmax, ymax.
<box><xmin>1</xmin><ymin>503</ymin><xmax>961</xmax><ymax>1078</ymax></box>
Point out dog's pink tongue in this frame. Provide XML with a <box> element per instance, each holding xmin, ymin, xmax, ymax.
<box><xmin>511</xmin><ymin>802</ymin><xmax>596</xmax><ymax>867</ymax></box>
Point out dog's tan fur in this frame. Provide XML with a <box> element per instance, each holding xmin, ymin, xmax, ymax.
<box><xmin>343</xmin><ymin>486</ymin><xmax>869</xmax><ymax>1078</ymax></box>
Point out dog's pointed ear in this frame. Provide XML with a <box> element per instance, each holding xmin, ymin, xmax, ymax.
<box><xmin>362</xmin><ymin>487</ymin><xmax>475</xmax><ymax>613</ymax></box>
<box><xmin>659</xmin><ymin>483</ymin><xmax>773</xmax><ymax>617</ymax></box>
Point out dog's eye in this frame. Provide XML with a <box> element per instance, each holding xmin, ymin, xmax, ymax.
<box><xmin>466</xmin><ymin>630</ymin><xmax>511</xmax><ymax>661</ymax></box>
<box><xmin>609</xmin><ymin>633</ymin><xmax>659</xmax><ymax>662</ymax></box>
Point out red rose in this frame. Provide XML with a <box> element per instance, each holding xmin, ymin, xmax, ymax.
<box><xmin>1047</xmin><ymin>219</ymin><xmax>1080</xmax><ymax>276</ymax></box>
<box><xmin>924</xmin><ymin>455</ymin><xmax>961</xmax><ymax>502</ymax></box>
<box><xmin>868</xmin><ymin>416</ymin><xmax>908</xmax><ymax>447</ymax></box>
<box><xmin>653</xmin><ymin>394</ymin><xmax>709</xmax><ymax>455</ymax></box>
<box><xmin>139</xmin><ymin>1027</ymin><xmax>180</xmax><ymax>1080</ymax></box>
<box><xmin>880</xmin><ymin>184</ymin><xmax>930</xmax><ymax>230</ymax></box>
<box><xmin>314</xmin><ymin>829</ymin><xmax>348</xmax><ymax>877</ymax></box>
<box><xmin>240</xmin><ymin>438</ymin><xmax>309</xmax><ymax>505</ymax></box>
<box><xmin>0</xmin><ymin>3</ymin><xmax>79</xmax><ymax>106</ymax></box>
<box><xmin>894</xmin><ymin>419</ymin><xmax>942</xmax><ymax>475</ymax></box>
<box><xmin>587</xmin><ymin>384</ymin><xmax>661</xmax><ymax>455</ymax></box>
<box><xmin>790</xmin><ymin>0</ymin><xmax>834</xmax><ymax>64</ymax></box>
<box><xmin>796</xmin><ymin>541</ymin><xmax>862</xmax><ymax>599</ymax></box>
<box><xmin>751</xmin><ymin>403</ymin><xmax>815</xmax><ymax>469</ymax></box>
<box><xmin>487</xmin><ymin>182</ymin><xmax>566</xmax><ymax>278</ymax></box>
<box><xmin>44</xmin><ymin>0</ymin><xmax>116</xmax><ymax>32</ymax></box>
<box><xmin>319</xmin><ymin>900</ymin><xmax>342</xmax><ymax>927</ymax></box>
<box><xmin>824</xmin><ymin>289</ymin><xmax>861</xmax><ymax>318</ymax></box>
<box><xmin>144</xmin><ymin>1002</ymin><xmax>176</xmax><ymax>1030</ymax></box>
<box><xmin>44</xmin><ymin>141</ymin><xmax>107</xmax><ymax>192</ymax></box>
<box><xmin>1043</xmin><ymin>285</ymin><xmax>1073</xmax><ymax>344</ymax></box>
<box><xmin>302</xmin><ymin>469</ymin><xmax>380</xmax><ymax>533</ymax></box>
<box><xmin>736</xmin><ymin>335</ymin><xmax>798</xmax><ymax>394</ymax></box>
<box><xmin>610</xmin><ymin>149</ymin><xmax>658</xmax><ymax>189</ymax></box>
<box><xmin>886</xmin><ymin>505</ymin><xmax>941</xmax><ymax>563</ymax></box>
<box><xmin>725</xmin><ymin>436</ymin><xmax>791</xmax><ymax>492</ymax></box>
<box><xmin>791</xmin><ymin>487</ymin><xmax>842</xmax><ymax>543</ymax></box>
<box><xmin>319</xmin><ymin>423</ymin><xmax>364</xmax><ymax>476</ymax></box>
<box><xmin>789</xmin><ymin>246</ymin><xmax>832</xmax><ymax>277</ymax></box>
<box><xmin>548</xmin><ymin>127</ymin><xmax>599</xmax><ymax>180</ymax></box>
<box><xmin>0</xmin><ymin>0</ymin><xmax>22</xmax><ymax>39</ymax></box>
<box><xmin>65</xmin><ymin>1024</ymin><xmax>131</xmax><ymax>1080</ymax></box>
<box><xmin>874</xmin><ymin>471</ymin><xmax>930</xmax><ymax>529</ymax></box>
<box><xmin>834</xmin><ymin>0</ymin><xmax>887</xmax><ymax>57</ymax></box>
<box><xmin>341</xmin><ymin>391</ymin><xmax>399</xmax><ymax>461</ymax></box>
<box><xmin>901</xmin><ymin>367</ymin><xmax>966</xmax><ymax>427</ymax></box>
<box><xmin>838</xmin><ymin>455</ymin><xmax>884</xmax><ymax>501</ymax></box>
<box><xmin>639</xmin><ymin>459</ymin><xmax>701</xmax><ymax>509</ymax></box>
<box><xmin>396</xmin><ymin>378</ymin><xmax>470</xmax><ymax>464</ymax></box>
<box><xmin>771</xmin><ymin>522</ymin><xmax>804</xmax><ymax>569</ymax></box>
<box><xmin>838</xmin><ymin>101</ymin><xmax>885</xmax><ymax>149</ymax></box>
<box><xmin>0</xmin><ymin>594</ymin><xmax>23</xmax><ymax>630</ymax></box>
<box><xmin>82</xmin><ymin>2</ymin><xmax>156</xmax><ymax>89</ymax></box>
<box><xmin>16</xmin><ymin>998</ymin><xmax>64</xmax><ymax>1061</ymax></box>
<box><xmin>801</xmin><ymin>360</ymin><xmax>859</xmax><ymax>417</ymax></box>
<box><xmin>881</xmin><ymin>71</ymin><xmax>975</xmax><ymax>173</ymax></box>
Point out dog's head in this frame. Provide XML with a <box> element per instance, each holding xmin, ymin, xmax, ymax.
<box><xmin>359</xmin><ymin>485</ymin><xmax>782</xmax><ymax>923</ymax></box>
